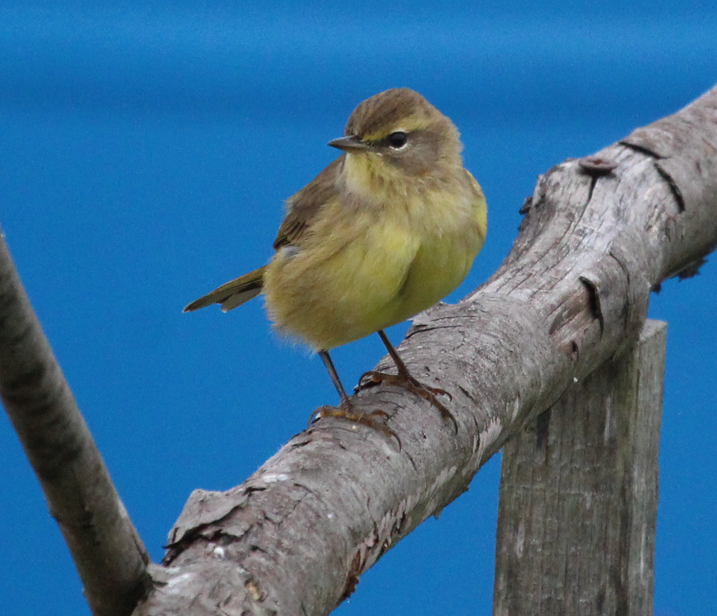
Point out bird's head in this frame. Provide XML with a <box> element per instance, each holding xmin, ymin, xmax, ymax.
<box><xmin>329</xmin><ymin>88</ymin><xmax>463</xmax><ymax>182</ymax></box>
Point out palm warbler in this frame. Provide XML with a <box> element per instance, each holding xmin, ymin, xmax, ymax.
<box><xmin>185</xmin><ymin>88</ymin><xmax>487</xmax><ymax>430</ymax></box>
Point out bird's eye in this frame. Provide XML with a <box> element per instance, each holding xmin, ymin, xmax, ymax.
<box><xmin>387</xmin><ymin>131</ymin><xmax>408</xmax><ymax>149</ymax></box>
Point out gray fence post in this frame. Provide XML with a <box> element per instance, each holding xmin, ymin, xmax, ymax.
<box><xmin>494</xmin><ymin>320</ymin><xmax>666</xmax><ymax>616</ymax></box>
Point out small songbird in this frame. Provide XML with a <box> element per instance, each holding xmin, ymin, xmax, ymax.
<box><xmin>185</xmin><ymin>88</ymin><xmax>487</xmax><ymax>429</ymax></box>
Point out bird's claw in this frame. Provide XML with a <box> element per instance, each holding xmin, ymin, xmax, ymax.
<box><xmin>309</xmin><ymin>404</ymin><xmax>401</xmax><ymax>449</ymax></box>
<box><xmin>358</xmin><ymin>370</ymin><xmax>457</xmax><ymax>432</ymax></box>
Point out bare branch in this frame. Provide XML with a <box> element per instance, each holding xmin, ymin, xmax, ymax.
<box><xmin>0</xmin><ymin>233</ymin><xmax>150</xmax><ymax>616</ymax></box>
<box><xmin>4</xmin><ymin>84</ymin><xmax>715</xmax><ymax>615</ymax></box>
<box><xmin>132</xmin><ymin>85</ymin><xmax>717</xmax><ymax>615</ymax></box>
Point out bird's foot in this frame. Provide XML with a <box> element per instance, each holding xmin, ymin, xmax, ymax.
<box><xmin>309</xmin><ymin>403</ymin><xmax>401</xmax><ymax>449</ymax></box>
<box><xmin>359</xmin><ymin>370</ymin><xmax>457</xmax><ymax>432</ymax></box>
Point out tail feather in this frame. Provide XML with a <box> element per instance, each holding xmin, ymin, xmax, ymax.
<box><xmin>184</xmin><ymin>265</ymin><xmax>267</xmax><ymax>313</ymax></box>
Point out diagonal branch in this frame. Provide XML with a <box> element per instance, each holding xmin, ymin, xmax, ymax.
<box><xmin>0</xmin><ymin>234</ymin><xmax>150</xmax><ymax>616</ymax></box>
<box><xmin>3</xmin><ymin>85</ymin><xmax>716</xmax><ymax>615</ymax></box>
<box><xmin>133</xmin><ymin>85</ymin><xmax>717</xmax><ymax>615</ymax></box>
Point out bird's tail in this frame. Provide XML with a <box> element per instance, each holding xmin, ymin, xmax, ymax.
<box><xmin>184</xmin><ymin>265</ymin><xmax>267</xmax><ymax>313</ymax></box>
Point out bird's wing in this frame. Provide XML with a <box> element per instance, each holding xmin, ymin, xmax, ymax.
<box><xmin>272</xmin><ymin>157</ymin><xmax>343</xmax><ymax>250</ymax></box>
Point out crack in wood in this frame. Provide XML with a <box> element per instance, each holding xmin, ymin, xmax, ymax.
<box><xmin>619</xmin><ymin>140</ymin><xmax>665</xmax><ymax>159</ymax></box>
<box><xmin>654</xmin><ymin>161</ymin><xmax>686</xmax><ymax>212</ymax></box>
<box><xmin>578</xmin><ymin>275</ymin><xmax>605</xmax><ymax>334</ymax></box>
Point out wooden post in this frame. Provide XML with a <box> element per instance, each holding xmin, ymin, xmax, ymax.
<box><xmin>493</xmin><ymin>320</ymin><xmax>666</xmax><ymax>616</ymax></box>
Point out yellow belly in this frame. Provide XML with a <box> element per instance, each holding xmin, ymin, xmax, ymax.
<box><xmin>263</xmin><ymin>186</ymin><xmax>486</xmax><ymax>350</ymax></box>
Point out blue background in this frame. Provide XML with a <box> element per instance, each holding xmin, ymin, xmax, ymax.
<box><xmin>1</xmin><ymin>2</ymin><xmax>715</xmax><ymax>614</ymax></box>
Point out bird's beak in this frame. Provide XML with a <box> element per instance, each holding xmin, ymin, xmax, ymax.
<box><xmin>328</xmin><ymin>135</ymin><xmax>370</xmax><ymax>152</ymax></box>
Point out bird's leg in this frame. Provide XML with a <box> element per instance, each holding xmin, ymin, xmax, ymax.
<box><xmin>309</xmin><ymin>350</ymin><xmax>399</xmax><ymax>446</ymax></box>
<box><xmin>359</xmin><ymin>330</ymin><xmax>457</xmax><ymax>431</ymax></box>
<box><xmin>318</xmin><ymin>349</ymin><xmax>351</xmax><ymax>404</ymax></box>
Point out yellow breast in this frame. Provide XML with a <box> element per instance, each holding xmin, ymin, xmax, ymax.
<box><xmin>262</xmin><ymin>158</ymin><xmax>487</xmax><ymax>351</ymax></box>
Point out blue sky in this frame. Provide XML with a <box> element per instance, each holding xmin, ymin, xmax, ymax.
<box><xmin>0</xmin><ymin>3</ymin><xmax>715</xmax><ymax>615</ymax></box>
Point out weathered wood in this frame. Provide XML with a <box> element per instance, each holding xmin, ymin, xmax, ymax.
<box><xmin>131</xmin><ymin>88</ymin><xmax>716</xmax><ymax>615</ymax></box>
<box><xmin>3</xmin><ymin>85</ymin><xmax>715</xmax><ymax>615</ymax></box>
<box><xmin>493</xmin><ymin>319</ymin><xmax>666</xmax><ymax>616</ymax></box>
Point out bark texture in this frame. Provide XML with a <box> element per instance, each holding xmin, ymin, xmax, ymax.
<box><xmin>132</xmin><ymin>86</ymin><xmax>717</xmax><ymax>615</ymax></box>
<box><xmin>3</xmin><ymin>87</ymin><xmax>715</xmax><ymax>615</ymax></box>
<box><xmin>0</xmin><ymin>235</ymin><xmax>150</xmax><ymax>616</ymax></box>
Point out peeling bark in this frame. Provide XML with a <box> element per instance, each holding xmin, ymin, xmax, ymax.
<box><xmin>129</xmin><ymin>86</ymin><xmax>717</xmax><ymax>616</ymax></box>
<box><xmin>3</xmin><ymin>86</ymin><xmax>716</xmax><ymax>615</ymax></box>
<box><xmin>127</xmin><ymin>86</ymin><xmax>717</xmax><ymax>615</ymax></box>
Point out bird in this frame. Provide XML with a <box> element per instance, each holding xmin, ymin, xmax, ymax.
<box><xmin>184</xmin><ymin>87</ymin><xmax>487</xmax><ymax>433</ymax></box>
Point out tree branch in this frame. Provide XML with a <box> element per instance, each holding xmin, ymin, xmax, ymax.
<box><xmin>0</xmin><ymin>234</ymin><xmax>150</xmax><ymax>616</ymax></box>
<box><xmin>4</xmin><ymin>85</ymin><xmax>716</xmax><ymax>615</ymax></box>
<box><xmin>130</xmin><ymin>85</ymin><xmax>717</xmax><ymax>615</ymax></box>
